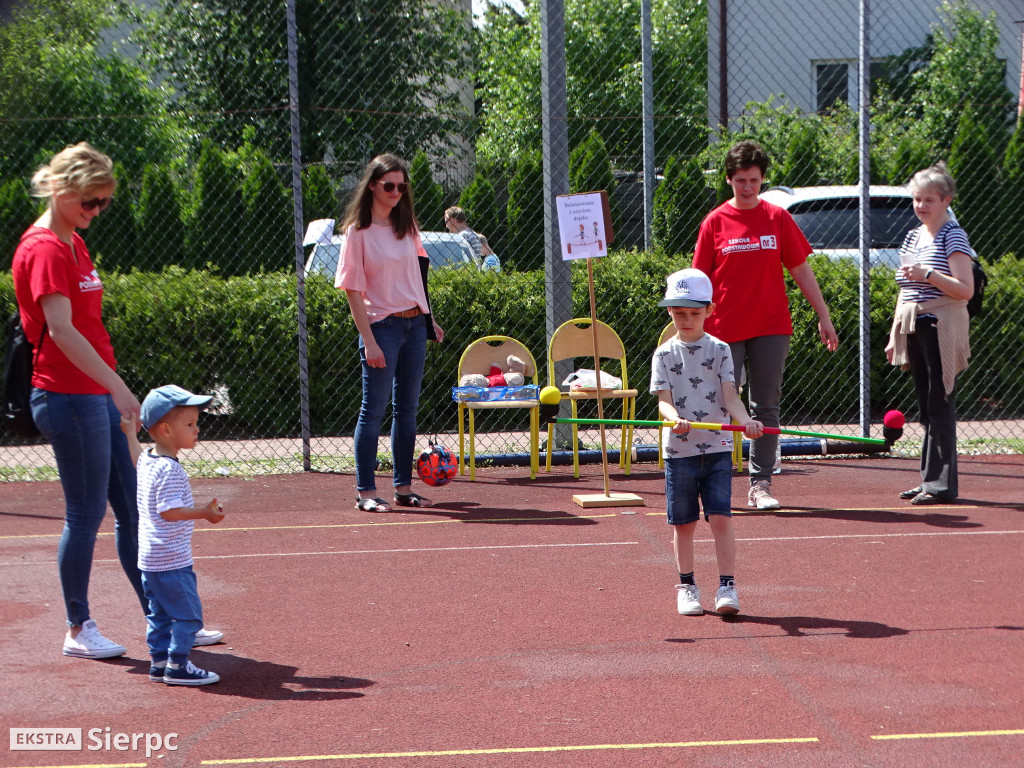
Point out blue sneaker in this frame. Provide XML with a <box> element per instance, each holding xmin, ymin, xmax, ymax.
<box><xmin>163</xmin><ymin>660</ymin><xmax>220</xmax><ymax>686</ymax></box>
<box><xmin>149</xmin><ymin>663</ymin><xmax>168</xmax><ymax>682</ymax></box>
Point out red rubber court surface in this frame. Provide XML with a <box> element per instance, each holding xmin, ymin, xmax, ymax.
<box><xmin>2</xmin><ymin>454</ymin><xmax>1023</xmax><ymax>768</ymax></box>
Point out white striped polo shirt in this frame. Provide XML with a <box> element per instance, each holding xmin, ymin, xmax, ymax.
<box><xmin>136</xmin><ymin>449</ymin><xmax>195</xmax><ymax>572</ymax></box>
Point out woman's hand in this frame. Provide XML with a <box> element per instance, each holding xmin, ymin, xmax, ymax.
<box><xmin>110</xmin><ymin>379</ymin><xmax>141</xmax><ymax>421</ymax></box>
<box><xmin>364</xmin><ymin>339</ymin><xmax>386</xmax><ymax>368</ymax></box>
<box><xmin>432</xmin><ymin>320</ymin><xmax>444</xmax><ymax>344</ymax></box>
<box><xmin>818</xmin><ymin>315</ymin><xmax>839</xmax><ymax>351</ymax></box>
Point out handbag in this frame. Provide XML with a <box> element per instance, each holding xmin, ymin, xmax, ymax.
<box><xmin>2</xmin><ymin>313</ymin><xmax>45</xmax><ymax>438</ymax></box>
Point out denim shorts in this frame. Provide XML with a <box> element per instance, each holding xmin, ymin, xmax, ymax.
<box><xmin>664</xmin><ymin>451</ymin><xmax>733</xmax><ymax>525</ymax></box>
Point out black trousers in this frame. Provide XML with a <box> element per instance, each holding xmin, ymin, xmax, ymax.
<box><xmin>905</xmin><ymin>315</ymin><xmax>958</xmax><ymax>498</ymax></box>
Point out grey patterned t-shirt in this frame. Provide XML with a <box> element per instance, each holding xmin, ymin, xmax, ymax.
<box><xmin>650</xmin><ymin>333</ymin><xmax>736</xmax><ymax>458</ymax></box>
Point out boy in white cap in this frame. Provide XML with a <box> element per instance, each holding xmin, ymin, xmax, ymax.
<box><xmin>121</xmin><ymin>385</ymin><xmax>224</xmax><ymax>685</ymax></box>
<box><xmin>651</xmin><ymin>268</ymin><xmax>763</xmax><ymax>616</ymax></box>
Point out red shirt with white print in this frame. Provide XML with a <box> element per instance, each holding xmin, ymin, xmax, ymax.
<box><xmin>12</xmin><ymin>226</ymin><xmax>117</xmax><ymax>394</ymax></box>
<box><xmin>693</xmin><ymin>200</ymin><xmax>811</xmax><ymax>343</ymax></box>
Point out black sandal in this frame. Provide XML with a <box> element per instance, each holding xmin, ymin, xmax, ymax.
<box><xmin>899</xmin><ymin>487</ymin><xmax>922</xmax><ymax>500</ymax></box>
<box><xmin>910</xmin><ymin>491</ymin><xmax>953</xmax><ymax>506</ymax></box>
<box><xmin>356</xmin><ymin>497</ymin><xmax>391</xmax><ymax>512</ymax></box>
<box><xmin>394</xmin><ymin>492</ymin><xmax>431</xmax><ymax>508</ymax></box>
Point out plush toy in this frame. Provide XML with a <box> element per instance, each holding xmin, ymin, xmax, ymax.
<box><xmin>459</xmin><ymin>355</ymin><xmax>527</xmax><ymax>388</ymax></box>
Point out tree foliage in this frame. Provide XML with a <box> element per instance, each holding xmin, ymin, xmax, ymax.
<box><xmin>301</xmin><ymin>165</ymin><xmax>338</xmax><ymax>227</ymax></box>
<box><xmin>409</xmin><ymin>152</ymin><xmax>446</xmax><ymax>234</ymax></box>
<box><xmin>0</xmin><ymin>180</ymin><xmax>38</xmax><ymax>272</ymax></box>
<box><xmin>653</xmin><ymin>155</ymin><xmax>711</xmax><ymax>257</ymax></box>
<box><xmin>506</xmin><ymin>150</ymin><xmax>545</xmax><ymax>271</ymax></box>
<box><xmin>475</xmin><ymin>0</ymin><xmax>706</xmax><ymax>168</ymax></box>
<box><xmin>458</xmin><ymin>174</ymin><xmax>501</xmax><ymax>254</ymax></box>
<box><xmin>137</xmin><ymin>163</ymin><xmax>187</xmax><ymax>272</ymax></box>
<box><xmin>0</xmin><ymin>0</ymin><xmax>183</xmax><ymax>183</ymax></box>
<box><xmin>135</xmin><ymin>0</ymin><xmax>475</xmax><ymax>166</ymax></box>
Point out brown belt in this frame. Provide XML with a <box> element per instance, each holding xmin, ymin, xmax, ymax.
<box><xmin>391</xmin><ymin>307</ymin><xmax>422</xmax><ymax>319</ymax></box>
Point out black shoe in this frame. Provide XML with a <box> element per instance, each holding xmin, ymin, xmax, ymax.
<box><xmin>910</xmin><ymin>491</ymin><xmax>954</xmax><ymax>505</ymax></box>
<box><xmin>899</xmin><ymin>487</ymin><xmax>922</xmax><ymax>500</ymax></box>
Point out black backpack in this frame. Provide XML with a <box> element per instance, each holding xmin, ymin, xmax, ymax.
<box><xmin>966</xmin><ymin>255</ymin><xmax>987</xmax><ymax>319</ymax></box>
<box><xmin>2</xmin><ymin>313</ymin><xmax>45</xmax><ymax>438</ymax></box>
<box><xmin>935</xmin><ymin>223</ymin><xmax>987</xmax><ymax>319</ymax></box>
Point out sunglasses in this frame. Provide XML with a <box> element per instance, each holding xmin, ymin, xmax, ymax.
<box><xmin>81</xmin><ymin>196</ymin><xmax>114</xmax><ymax>212</ymax></box>
<box><xmin>379</xmin><ymin>181</ymin><xmax>408</xmax><ymax>194</ymax></box>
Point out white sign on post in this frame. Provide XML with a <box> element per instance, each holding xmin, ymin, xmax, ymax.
<box><xmin>556</xmin><ymin>191</ymin><xmax>613</xmax><ymax>260</ymax></box>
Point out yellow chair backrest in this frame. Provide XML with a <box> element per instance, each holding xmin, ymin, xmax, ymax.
<box><xmin>459</xmin><ymin>336</ymin><xmax>537</xmax><ymax>383</ymax></box>
<box><xmin>548</xmin><ymin>318</ymin><xmax>628</xmax><ymax>386</ymax></box>
<box><xmin>658</xmin><ymin>322</ymin><xmax>674</xmax><ymax>347</ymax></box>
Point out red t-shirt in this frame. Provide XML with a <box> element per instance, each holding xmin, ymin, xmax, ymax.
<box><xmin>12</xmin><ymin>227</ymin><xmax>117</xmax><ymax>394</ymax></box>
<box><xmin>692</xmin><ymin>200</ymin><xmax>811</xmax><ymax>343</ymax></box>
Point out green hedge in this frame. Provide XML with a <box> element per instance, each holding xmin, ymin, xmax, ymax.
<box><xmin>2</xmin><ymin>252</ymin><xmax>1021</xmax><ymax>443</ymax></box>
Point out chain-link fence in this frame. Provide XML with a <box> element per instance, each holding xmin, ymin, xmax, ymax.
<box><xmin>2</xmin><ymin>0</ymin><xmax>1022</xmax><ymax>481</ymax></box>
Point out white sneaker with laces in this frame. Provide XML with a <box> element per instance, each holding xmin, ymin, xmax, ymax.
<box><xmin>193</xmin><ymin>628</ymin><xmax>224</xmax><ymax>647</ymax></box>
<box><xmin>748</xmin><ymin>480</ymin><xmax>780</xmax><ymax>510</ymax></box>
<box><xmin>62</xmin><ymin>619</ymin><xmax>126</xmax><ymax>659</ymax></box>
<box><xmin>675</xmin><ymin>584</ymin><xmax>703</xmax><ymax>615</ymax></box>
<box><xmin>715</xmin><ymin>584</ymin><xmax>740</xmax><ymax>615</ymax></box>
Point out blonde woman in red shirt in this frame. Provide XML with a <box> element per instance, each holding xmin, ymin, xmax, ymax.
<box><xmin>13</xmin><ymin>142</ymin><xmax>145</xmax><ymax>660</ymax></box>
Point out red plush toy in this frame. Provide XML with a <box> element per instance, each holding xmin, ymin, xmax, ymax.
<box><xmin>486</xmin><ymin>365</ymin><xmax>509</xmax><ymax>387</ymax></box>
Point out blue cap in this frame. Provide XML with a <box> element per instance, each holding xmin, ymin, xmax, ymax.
<box><xmin>140</xmin><ymin>385</ymin><xmax>213</xmax><ymax>430</ymax></box>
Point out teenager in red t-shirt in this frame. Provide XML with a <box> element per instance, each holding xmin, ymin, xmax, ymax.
<box><xmin>693</xmin><ymin>141</ymin><xmax>838</xmax><ymax>511</ymax></box>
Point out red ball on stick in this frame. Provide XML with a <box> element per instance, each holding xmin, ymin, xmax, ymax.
<box><xmin>883</xmin><ymin>410</ymin><xmax>905</xmax><ymax>429</ymax></box>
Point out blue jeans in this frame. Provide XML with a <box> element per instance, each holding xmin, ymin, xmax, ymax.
<box><xmin>354</xmin><ymin>314</ymin><xmax>428</xmax><ymax>492</ymax></box>
<box><xmin>665</xmin><ymin>451</ymin><xmax>734</xmax><ymax>524</ymax></box>
<box><xmin>141</xmin><ymin>567</ymin><xmax>203</xmax><ymax>665</ymax></box>
<box><xmin>30</xmin><ymin>388</ymin><xmax>147</xmax><ymax>626</ymax></box>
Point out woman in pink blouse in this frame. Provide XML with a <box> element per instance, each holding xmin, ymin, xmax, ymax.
<box><xmin>335</xmin><ymin>154</ymin><xmax>444</xmax><ymax>512</ymax></box>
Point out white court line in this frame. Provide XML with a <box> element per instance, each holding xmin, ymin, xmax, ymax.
<box><xmin>192</xmin><ymin>541</ymin><xmax>640</xmax><ymax>560</ymax></box>
<box><xmin>736</xmin><ymin>529</ymin><xmax>1024</xmax><ymax>542</ymax></box>
<box><xmin>0</xmin><ymin>541</ymin><xmax>640</xmax><ymax>566</ymax></box>
<box><xmin>3</xmin><ymin>530</ymin><xmax>1022</xmax><ymax>568</ymax></box>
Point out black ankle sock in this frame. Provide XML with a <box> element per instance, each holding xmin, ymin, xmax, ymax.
<box><xmin>679</xmin><ymin>571</ymin><xmax>695</xmax><ymax>586</ymax></box>
<box><xmin>720</xmin><ymin>575</ymin><xmax>734</xmax><ymax>588</ymax></box>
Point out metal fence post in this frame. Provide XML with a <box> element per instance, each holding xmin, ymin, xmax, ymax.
<box><xmin>641</xmin><ymin>0</ymin><xmax>655</xmax><ymax>251</ymax></box>
<box><xmin>541</xmin><ymin>0</ymin><xmax>573</xmax><ymax>448</ymax></box>
<box><xmin>286</xmin><ymin>0</ymin><xmax>311</xmax><ymax>470</ymax></box>
<box><xmin>858</xmin><ymin>0</ymin><xmax>871</xmax><ymax>438</ymax></box>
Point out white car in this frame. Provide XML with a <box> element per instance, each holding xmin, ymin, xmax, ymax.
<box><xmin>759</xmin><ymin>185</ymin><xmax>956</xmax><ymax>269</ymax></box>
<box><xmin>303</xmin><ymin>229</ymin><xmax>478</xmax><ymax>279</ymax></box>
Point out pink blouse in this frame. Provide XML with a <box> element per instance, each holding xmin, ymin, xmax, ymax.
<box><xmin>334</xmin><ymin>223</ymin><xmax>429</xmax><ymax>320</ymax></box>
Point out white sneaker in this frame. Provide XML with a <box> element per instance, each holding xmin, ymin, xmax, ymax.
<box><xmin>715</xmin><ymin>584</ymin><xmax>740</xmax><ymax>615</ymax></box>
<box><xmin>675</xmin><ymin>584</ymin><xmax>703</xmax><ymax>615</ymax></box>
<box><xmin>748</xmin><ymin>480</ymin><xmax>780</xmax><ymax>510</ymax></box>
<box><xmin>62</xmin><ymin>619</ymin><xmax>126</xmax><ymax>659</ymax></box>
<box><xmin>193</xmin><ymin>628</ymin><xmax>224</xmax><ymax>647</ymax></box>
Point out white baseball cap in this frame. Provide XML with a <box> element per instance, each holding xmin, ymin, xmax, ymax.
<box><xmin>658</xmin><ymin>268</ymin><xmax>713</xmax><ymax>307</ymax></box>
<box><xmin>141</xmin><ymin>385</ymin><xmax>213</xmax><ymax>429</ymax></box>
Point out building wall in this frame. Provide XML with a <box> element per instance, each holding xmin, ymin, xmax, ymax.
<box><xmin>708</xmin><ymin>0</ymin><xmax>1023</xmax><ymax>128</ymax></box>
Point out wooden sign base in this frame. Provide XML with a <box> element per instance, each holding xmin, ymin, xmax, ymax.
<box><xmin>572</xmin><ymin>491</ymin><xmax>645</xmax><ymax>509</ymax></box>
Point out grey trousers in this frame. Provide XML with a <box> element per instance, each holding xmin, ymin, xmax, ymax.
<box><xmin>728</xmin><ymin>335</ymin><xmax>791</xmax><ymax>483</ymax></box>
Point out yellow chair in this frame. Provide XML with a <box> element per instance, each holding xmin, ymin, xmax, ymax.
<box><xmin>545</xmin><ymin>318</ymin><xmax>637</xmax><ymax>478</ymax></box>
<box><xmin>656</xmin><ymin>322</ymin><xmax>744</xmax><ymax>471</ymax></box>
<box><xmin>456</xmin><ymin>336</ymin><xmax>540</xmax><ymax>481</ymax></box>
